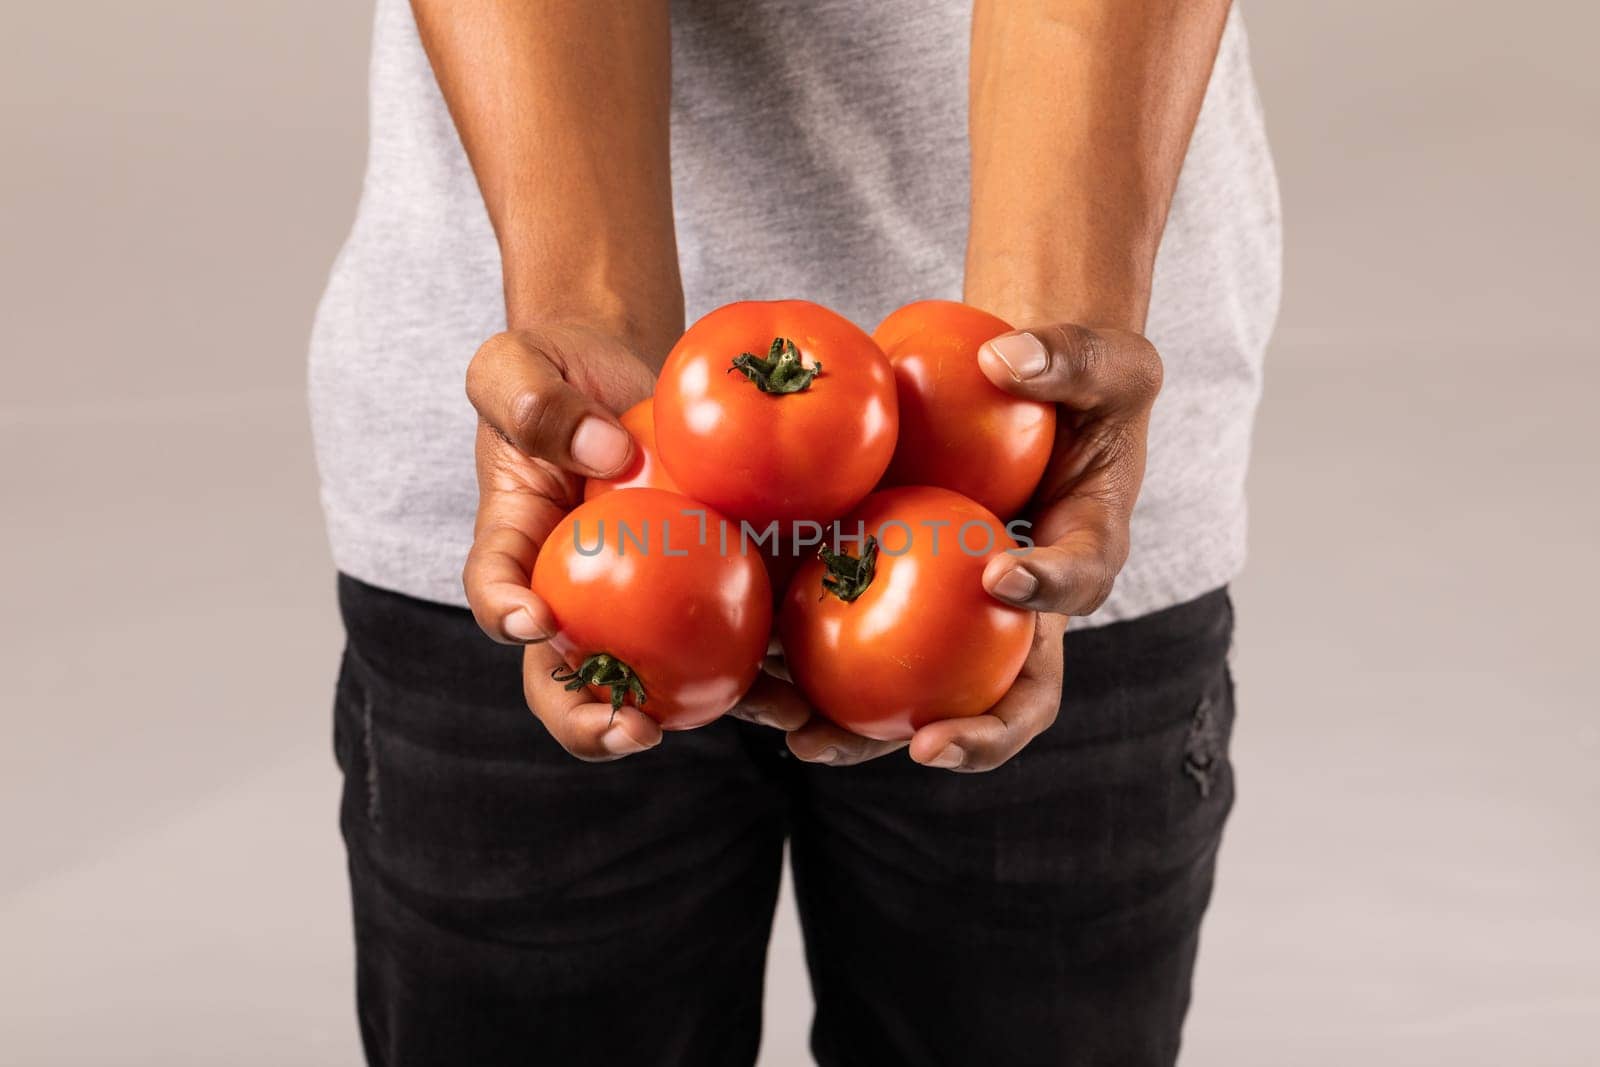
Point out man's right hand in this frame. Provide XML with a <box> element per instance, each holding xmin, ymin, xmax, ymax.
<box><xmin>461</xmin><ymin>324</ymin><xmax>664</xmax><ymax>760</ymax></box>
<box><xmin>462</xmin><ymin>323</ymin><xmax>816</xmax><ymax>760</ymax></box>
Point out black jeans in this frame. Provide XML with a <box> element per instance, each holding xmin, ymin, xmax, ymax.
<box><xmin>334</xmin><ymin>574</ymin><xmax>1236</xmax><ymax>1067</ymax></box>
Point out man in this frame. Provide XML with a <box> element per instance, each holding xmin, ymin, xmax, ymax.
<box><xmin>310</xmin><ymin>0</ymin><xmax>1280</xmax><ymax>1063</ymax></box>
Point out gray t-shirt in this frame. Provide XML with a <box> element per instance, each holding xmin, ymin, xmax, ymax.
<box><xmin>310</xmin><ymin>0</ymin><xmax>1281</xmax><ymax>627</ymax></box>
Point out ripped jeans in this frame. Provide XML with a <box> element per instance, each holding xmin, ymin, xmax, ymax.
<box><xmin>333</xmin><ymin>576</ymin><xmax>1235</xmax><ymax>1067</ymax></box>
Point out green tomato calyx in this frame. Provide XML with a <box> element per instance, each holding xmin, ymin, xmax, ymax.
<box><xmin>729</xmin><ymin>337</ymin><xmax>821</xmax><ymax>394</ymax></box>
<box><xmin>552</xmin><ymin>653</ymin><xmax>647</xmax><ymax>714</ymax></box>
<box><xmin>819</xmin><ymin>535</ymin><xmax>879</xmax><ymax>603</ymax></box>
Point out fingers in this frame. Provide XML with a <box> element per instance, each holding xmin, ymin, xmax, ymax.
<box><xmin>787</xmin><ymin>717</ymin><xmax>908</xmax><ymax>767</ymax></box>
<box><xmin>977</xmin><ymin>323</ymin><xmax>1162</xmax><ymax>415</ymax></box>
<box><xmin>976</xmin><ymin>319</ymin><xmax>1159</xmax><ymax>619</ymax></box>
<box><xmin>462</xmin><ymin>423</ymin><xmax>577</xmax><ymax>643</ymax></box>
<box><xmin>465</xmin><ymin>327</ymin><xmax>654</xmax><ymax>478</ymax></box>
<box><xmin>727</xmin><ymin>673</ymin><xmax>813</xmax><ymax>732</ymax></box>
<box><xmin>908</xmin><ymin>614</ymin><xmax>1065</xmax><ymax>773</ymax></box>
<box><xmin>982</xmin><ymin>517</ymin><xmax>1127</xmax><ymax>617</ymax></box>
<box><xmin>463</xmin><ymin>325</ymin><xmax>653</xmax><ymax>642</ymax></box>
<box><xmin>759</xmin><ymin>633</ymin><xmax>794</xmax><ymax>682</ymax></box>
<box><xmin>464</xmin><ymin>520</ymin><xmax>559</xmax><ymax>643</ymax></box>
<box><xmin>524</xmin><ymin>642</ymin><xmax>664</xmax><ymax>761</ymax></box>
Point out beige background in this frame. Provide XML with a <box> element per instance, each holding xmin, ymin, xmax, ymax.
<box><xmin>3</xmin><ymin>2</ymin><xmax>1597</xmax><ymax>1064</ymax></box>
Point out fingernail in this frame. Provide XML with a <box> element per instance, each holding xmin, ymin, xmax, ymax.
<box><xmin>811</xmin><ymin>746</ymin><xmax>841</xmax><ymax>765</ymax></box>
<box><xmin>503</xmin><ymin>608</ymin><xmax>546</xmax><ymax>642</ymax></box>
<box><xmin>984</xmin><ymin>333</ymin><xmax>1049</xmax><ymax>380</ymax></box>
<box><xmin>927</xmin><ymin>744</ymin><xmax>966</xmax><ymax>770</ymax></box>
<box><xmin>600</xmin><ymin>723</ymin><xmax>654</xmax><ymax>756</ymax></box>
<box><xmin>992</xmin><ymin>565</ymin><xmax>1039</xmax><ymax>604</ymax></box>
<box><xmin>754</xmin><ymin>713</ymin><xmax>784</xmax><ymax>730</ymax></box>
<box><xmin>572</xmin><ymin>417</ymin><xmax>632</xmax><ymax>474</ymax></box>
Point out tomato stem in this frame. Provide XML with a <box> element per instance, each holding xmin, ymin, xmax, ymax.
<box><xmin>729</xmin><ymin>337</ymin><xmax>821</xmax><ymax>394</ymax></box>
<box><xmin>818</xmin><ymin>535</ymin><xmax>879</xmax><ymax>602</ymax></box>
<box><xmin>552</xmin><ymin>653</ymin><xmax>647</xmax><ymax>714</ymax></box>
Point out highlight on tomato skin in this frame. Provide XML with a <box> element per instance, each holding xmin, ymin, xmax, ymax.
<box><xmin>872</xmin><ymin>300</ymin><xmax>1057</xmax><ymax>521</ymax></box>
<box><xmin>777</xmin><ymin>485</ymin><xmax>1036</xmax><ymax>742</ymax></box>
<box><xmin>652</xmin><ymin>299</ymin><xmax>899</xmax><ymax>529</ymax></box>
<box><xmin>531</xmin><ymin>488</ymin><xmax>772</xmax><ymax>731</ymax></box>
<box><xmin>582</xmin><ymin>399</ymin><xmax>681</xmax><ymax>501</ymax></box>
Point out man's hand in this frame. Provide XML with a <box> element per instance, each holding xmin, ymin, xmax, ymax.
<box><xmin>416</xmin><ymin>0</ymin><xmax>685</xmax><ymax>757</ymax></box>
<box><xmin>913</xmin><ymin>323</ymin><xmax>1160</xmax><ymax>771</ymax></box>
<box><xmin>786</xmin><ymin>323</ymin><xmax>1161</xmax><ymax>772</ymax></box>
<box><xmin>790</xmin><ymin>0</ymin><xmax>1217</xmax><ymax>772</ymax></box>
<box><xmin>461</xmin><ymin>324</ymin><xmax>814</xmax><ymax>759</ymax></box>
<box><xmin>975</xmin><ymin>324</ymin><xmax>1162</xmax><ymax>617</ymax></box>
<box><xmin>461</xmin><ymin>325</ymin><xmax>669</xmax><ymax>761</ymax></box>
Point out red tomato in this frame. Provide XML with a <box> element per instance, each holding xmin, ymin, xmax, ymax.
<box><xmin>532</xmin><ymin>488</ymin><xmax>772</xmax><ymax>730</ymax></box>
<box><xmin>583</xmin><ymin>399</ymin><xmax>680</xmax><ymax>501</ymax></box>
<box><xmin>872</xmin><ymin>300</ymin><xmax>1057</xmax><ymax>520</ymax></box>
<box><xmin>654</xmin><ymin>300</ymin><xmax>898</xmax><ymax>528</ymax></box>
<box><xmin>778</xmin><ymin>486</ymin><xmax>1035</xmax><ymax>741</ymax></box>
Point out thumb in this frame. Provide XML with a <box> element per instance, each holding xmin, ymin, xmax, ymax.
<box><xmin>466</xmin><ymin>325</ymin><xmax>657</xmax><ymax>478</ymax></box>
<box><xmin>977</xmin><ymin>323</ymin><xmax>1162</xmax><ymax>414</ymax></box>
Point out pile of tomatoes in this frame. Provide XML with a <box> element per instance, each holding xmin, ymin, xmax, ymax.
<box><xmin>533</xmin><ymin>298</ymin><xmax>1056</xmax><ymax>742</ymax></box>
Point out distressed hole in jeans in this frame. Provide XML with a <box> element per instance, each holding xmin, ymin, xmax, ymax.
<box><xmin>362</xmin><ymin>693</ymin><xmax>381</xmax><ymax>829</ymax></box>
<box><xmin>1183</xmin><ymin>690</ymin><xmax>1225</xmax><ymax>798</ymax></box>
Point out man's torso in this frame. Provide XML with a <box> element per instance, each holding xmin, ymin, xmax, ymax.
<box><xmin>309</xmin><ymin>0</ymin><xmax>1281</xmax><ymax>624</ymax></box>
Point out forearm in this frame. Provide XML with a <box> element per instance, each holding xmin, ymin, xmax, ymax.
<box><xmin>965</xmin><ymin>0</ymin><xmax>1231</xmax><ymax>332</ymax></box>
<box><xmin>412</xmin><ymin>0</ymin><xmax>683</xmax><ymax>363</ymax></box>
